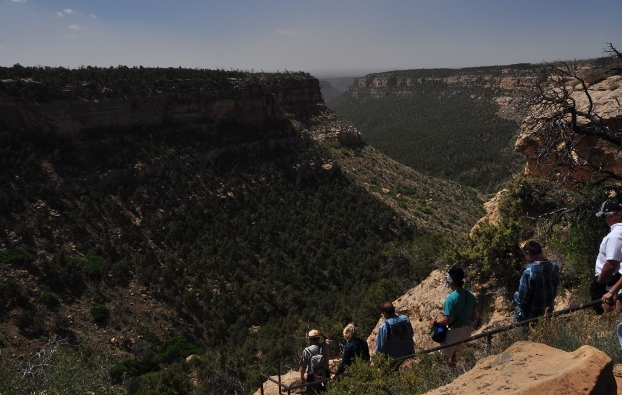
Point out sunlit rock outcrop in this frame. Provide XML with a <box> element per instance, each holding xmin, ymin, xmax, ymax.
<box><xmin>424</xmin><ymin>341</ymin><xmax>616</xmax><ymax>395</ymax></box>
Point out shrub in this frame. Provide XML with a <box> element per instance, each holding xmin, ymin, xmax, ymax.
<box><xmin>15</xmin><ymin>309</ymin><xmax>36</xmax><ymax>330</ymax></box>
<box><xmin>74</xmin><ymin>255</ymin><xmax>109</xmax><ymax>282</ymax></box>
<box><xmin>152</xmin><ymin>369</ymin><xmax>191</xmax><ymax>395</ymax></box>
<box><xmin>39</xmin><ymin>291</ymin><xmax>60</xmax><ymax>311</ymax></box>
<box><xmin>110</xmin><ymin>357</ymin><xmax>161</xmax><ymax>384</ymax></box>
<box><xmin>41</xmin><ymin>253</ymin><xmax>87</xmax><ymax>295</ymax></box>
<box><xmin>528</xmin><ymin>310</ymin><xmax>622</xmax><ymax>363</ymax></box>
<box><xmin>137</xmin><ymin>330</ymin><xmax>162</xmax><ymax>346</ymax></box>
<box><xmin>90</xmin><ymin>304</ymin><xmax>109</xmax><ymax>325</ymax></box>
<box><xmin>0</xmin><ymin>246</ymin><xmax>36</xmax><ymax>265</ymax></box>
<box><xmin>154</xmin><ymin>336</ymin><xmax>202</xmax><ymax>364</ymax></box>
<box><xmin>14</xmin><ymin>309</ymin><xmax>46</xmax><ymax>336</ymax></box>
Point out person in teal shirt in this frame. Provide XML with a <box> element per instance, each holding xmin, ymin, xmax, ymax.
<box><xmin>432</xmin><ymin>266</ymin><xmax>478</xmax><ymax>367</ymax></box>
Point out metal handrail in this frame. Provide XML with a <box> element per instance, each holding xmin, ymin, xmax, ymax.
<box><xmin>393</xmin><ymin>298</ymin><xmax>603</xmax><ymax>363</ymax></box>
<box><xmin>259</xmin><ymin>299</ymin><xmax>603</xmax><ymax>393</ymax></box>
<box><xmin>259</xmin><ymin>366</ymin><xmax>332</xmax><ymax>395</ymax></box>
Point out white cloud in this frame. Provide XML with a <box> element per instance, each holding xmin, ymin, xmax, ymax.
<box><xmin>11</xmin><ymin>0</ymin><xmax>27</xmax><ymax>3</ymax></box>
<box><xmin>56</xmin><ymin>12</ymin><xmax>64</xmax><ymax>18</ymax></box>
<box><xmin>276</xmin><ymin>29</ymin><xmax>301</xmax><ymax>35</ymax></box>
<box><xmin>90</xmin><ymin>14</ymin><xmax>98</xmax><ymax>19</ymax></box>
<box><xmin>68</xmin><ymin>25</ymin><xmax>80</xmax><ymax>30</ymax></box>
<box><xmin>64</xmin><ymin>9</ymin><xmax>74</xmax><ymax>15</ymax></box>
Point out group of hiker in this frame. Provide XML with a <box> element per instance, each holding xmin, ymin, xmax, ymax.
<box><xmin>299</xmin><ymin>199</ymin><xmax>622</xmax><ymax>392</ymax></box>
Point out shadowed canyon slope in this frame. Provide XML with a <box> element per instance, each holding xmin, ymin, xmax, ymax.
<box><xmin>0</xmin><ymin>67</ymin><xmax>484</xmax><ymax>393</ymax></box>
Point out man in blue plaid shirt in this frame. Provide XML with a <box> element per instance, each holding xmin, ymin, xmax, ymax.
<box><xmin>514</xmin><ymin>240</ymin><xmax>560</xmax><ymax>322</ymax></box>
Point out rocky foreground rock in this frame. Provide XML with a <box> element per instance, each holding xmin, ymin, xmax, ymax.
<box><xmin>425</xmin><ymin>341</ymin><xmax>617</xmax><ymax>395</ymax></box>
<box><xmin>256</xmin><ymin>342</ymin><xmax>621</xmax><ymax>395</ymax></box>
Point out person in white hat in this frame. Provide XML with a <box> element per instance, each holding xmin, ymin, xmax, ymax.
<box><xmin>594</xmin><ymin>200</ymin><xmax>622</xmax><ymax>312</ymax></box>
<box><xmin>299</xmin><ymin>329</ymin><xmax>331</xmax><ymax>392</ymax></box>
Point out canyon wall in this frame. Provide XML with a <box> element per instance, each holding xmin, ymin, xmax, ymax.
<box><xmin>0</xmin><ymin>75</ymin><xmax>326</xmax><ymax>145</ymax></box>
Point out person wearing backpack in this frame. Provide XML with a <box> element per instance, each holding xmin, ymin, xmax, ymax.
<box><xmin>331</xmin><ymin>323</ymin><xmax>370</xmax><ymax>378</ymax></box>
<box><xmin>300</xmin><ymin>329</ymin><xmax>331</xmax><ymax>393</ymax></box>
<box><xmin>432</xmin><ymin>266</ymin><xmax>478</xmax><ymax>367</ymax></box>
<box><xmin>375</xmin><ymin>301</ymin><xmax>415</xmax><ymax>362</ymax></box>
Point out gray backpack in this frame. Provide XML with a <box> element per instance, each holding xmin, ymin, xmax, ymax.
<box><xmin>309</xmin><ymin>344</ymin><xmax>327</xmax><ymax>380</ymax></box>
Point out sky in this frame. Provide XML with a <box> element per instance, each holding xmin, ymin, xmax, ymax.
<box><xmin>1</xmin><ymin>0</ymin><xmax>621</xmax><ymax>77</ymax></box>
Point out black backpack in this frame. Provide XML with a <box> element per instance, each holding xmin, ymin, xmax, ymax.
<box><xmin>352</xmin><ymin>338</ymin><xmax>370</xmax><ymax>362</ymax></box>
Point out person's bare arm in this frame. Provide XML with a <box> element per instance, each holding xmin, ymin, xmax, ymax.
<box><xmin>602</xmin><ymin>272</ymin><xmax>622</xmax><ymax>304</ymax></box>
<box><xmin>300</xmin><ymin>365</ymin><xmax>306</xmax><ymax>384</ymax></box>
<box><xmin>598</xmin><ymin>260</ymin><xmax>621</xmax><ymax>284</ymax></box>
<box><xmin>432</xmin><ymin>315</ymin><xmax>453</xmax><ymax>326</ymax></box>
<box><xmin>471</xmin><ymin>307</ymin><xmax>478</xmax><ymax>322</ymax></box>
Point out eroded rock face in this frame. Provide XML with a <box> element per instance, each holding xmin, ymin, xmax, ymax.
<box><xmin>0</xmin><ymin>76</ymin><xmax>325</xmax><ymax>139</ymax></box>
<box><xmin>424</xmin><ymin>341</ymin><xmax>616</xmax><ymax>395</ymax></box>
<box><xmin>366</xmin><ymin>269</ymin><xmax>577</xmax><ymax>354</ymax></box>
<box><xmin>515</xmin><ymin>75</ymin><xmax>622</xmax><ymax>181</ymax></box>
<box><xmin>367</xmin><ymin>270</ymin><xmax>448</xmax><ymax>353</ymax></box>
<box><xmin>351</xmin><ymin>71</ymin><xmax>534</xmax><ymax>91</ymax></box>
<box><xmin>470</xmin><ymin>188</ymin><xmax>508</xmax><ymax>234</ymax></box>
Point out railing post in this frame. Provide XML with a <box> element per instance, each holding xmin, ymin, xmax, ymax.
<box><xmin>278</xmin><ymin>360</ymin><xmax>282</xmax><ymax>394</ymax></box>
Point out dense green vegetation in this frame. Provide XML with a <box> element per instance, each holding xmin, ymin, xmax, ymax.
<box><xmin>2</xmin><ymin>55</ymin><xmax>618</xmax><ymax>394</ymax></box>
<box><xmin>331</xmin><ymin>79</ymin><xmax>524</xmax><ymax>193</ymax></box>
<box><xmin>0</xmin><ymin>64</ymin><xmax>453</xmax><ymax>392</ymax></box>
<box><xmin>0</xmin><ymin>64</ymin><xmax>310</xmax><ymax>103</ymax></box>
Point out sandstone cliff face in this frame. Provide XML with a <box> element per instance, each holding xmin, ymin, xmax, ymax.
<box><xmin>515</xmin><ymin>75</ymin><xmax>622</xmax><ymax>181</ymax></box>
<box><xmin>348</xmin><ymin>68</ymin><xmax>535</xmax><ymax>102</ymax></box>
<box><xmin>0</xmin><ymin>76</ymin><xmax>326</xmax><ymax>148</ymax></box>
<box><xmin>352</xmin><ymin>71</ymin><xmax>532</xmax><ymax>90</ymax></box>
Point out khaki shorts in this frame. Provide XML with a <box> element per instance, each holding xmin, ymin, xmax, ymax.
<box><xmin>440</xmin><ymin>326</ymin><xmax>472</xmax><ymax>357</ymax></box>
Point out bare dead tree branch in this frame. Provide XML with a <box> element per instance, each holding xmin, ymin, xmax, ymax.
<box><xmin>520</xmin><ymin>48</ymin><xmax>622</xmax><ymax>187</ymax></box>
<box><xmin>20</xmin><ymin>337</ymin><xmax>68</xmax><ymax>391</ymax></box>
<box><xmin>605</xmin><ymin>42</ymin><xmax>622</xmax><ymax>74</ymax></box>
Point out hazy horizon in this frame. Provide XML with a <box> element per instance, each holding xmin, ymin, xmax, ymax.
<box><xmin>1</xmin><ymin>1</ymin><xmax>621</xmax><ymax>73</ymax></box>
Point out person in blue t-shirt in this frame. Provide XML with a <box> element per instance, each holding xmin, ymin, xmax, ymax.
<box><xmin>375</xmin><ymin>301</ymin><xmax>415</xmax><ymax>362</ymax></box>
<box><xmin>432</xmin><ymin>266</ymin><xmax>478</xmax><ymax>367</ymax></box>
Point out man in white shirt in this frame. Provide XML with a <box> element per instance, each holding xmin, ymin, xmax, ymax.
<box><xmin>594</xmin><ymin>200</ymin><xmax>622</xmax><ymax>312</ymax></box>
